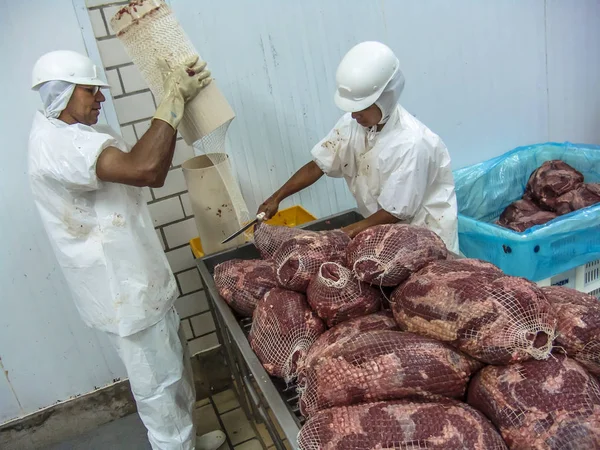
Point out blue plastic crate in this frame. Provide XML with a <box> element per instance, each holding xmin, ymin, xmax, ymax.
<box><xmin>454</xmin><ymin>142</ymin><xmax>600</xmax><ymax>282</ymax></box>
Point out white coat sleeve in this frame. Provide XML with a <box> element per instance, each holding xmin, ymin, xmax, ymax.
<box><xmin>377</xmin><ymin>139</ymin><xmax>432</xmax><ymax>220</ymax></box>
<box><xmin>47</xmin><ymin>130</ymin><xmax>118</xmax><ymax>191</ymax></box>
<box><xmin>310</xmin><ymin>114</ymin><xmax>354</xmax><ymax>178</ymax></box>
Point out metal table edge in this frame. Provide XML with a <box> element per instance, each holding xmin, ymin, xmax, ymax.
<box><xmin>196</xmin><ymin>261</ymin><xmax>301</xmax><ymax>448</ymax></box>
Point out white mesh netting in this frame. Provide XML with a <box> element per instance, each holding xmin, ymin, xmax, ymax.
<box><xmin>213</xmin><ymin>258</ymin><xmax>277</xmax><ymax>317</ymax></box>
<box><xmin>253</xmin><ymin>223</ymin><xmax>313</xmax><ymax>259</ymax></box>
<box><xmin>272</xmin><ymin>231</ymin><xmax>350</xmax><ymax>293</ymax></box>
<box><xmin>347</xmin><ymin>224</ymin><xmax>448</xmax><ymax>287</ymax></box>
<box><xmin>297</xmin><ymin>329</ymin><xmax>483</xmax><ymax>418</ymax></box>
<box><xmin>541</xmin><ymin>286</ymin><xmax>600</xmax><ymax>376</ymax></box>
<box><xmin>297</xmin><ymin>398</ymin><xmax>508</xmax><ymax>450</ymax></box>
<box><xmin>306</xmin><ymin>262</ymin><xmax>383</xmax><ymax>327</ymax></box>
<box><xmin>467</xmin><ymin>355</ymin><xmax>600</xmax><ymax>449</ymax></box>
<box><xmin>391</xmin><ymin>258</ymin><xmax>557</xmax><ymax>365</ymax></box>
<box><xmin>249</xmin><ymin>288</ymin><xmax>325</xmax><ymax>382</ymax></box>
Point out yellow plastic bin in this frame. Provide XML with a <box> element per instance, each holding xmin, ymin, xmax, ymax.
<box><xmin>189</xmin><ymin>205</ymin><xmax>316</xmax><ymax>259</ymax></box>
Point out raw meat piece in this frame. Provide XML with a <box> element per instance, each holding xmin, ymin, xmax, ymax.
<box><xmin>298</xmin><ymin>398</ymin><xmax>508</xmax><ymax>450</ymax></box>
<box><xmin>525</xmin><ymin>160</ymin><xmax>584</xmax><ymax>211</ymax></box>
<box><xmin>468</xmin><ymin>355</ymin><xmax>600</xmax><ymax>450</ymax></box>
<box><xmin>392</xmin><ymin>259</ymin><xmax>556</xmax><ymax>364</ymax></box>
<box><xmin>214</xmin><ymin>258</ymin><xmax>277</xmax><ymax>317</ymax></box>
<box><xmin>300</xmin><ymin>311</ymin><xmax>398</xmax><ymax>374</ymax></box>
<box><xmin>273</xmin><ymin>231</ymin><xmax>349</xmax><ymax>292</ymax></box>
<box><xmin>347</xmin><ymin>224</ymin><xmax>448</xmax><ymax>287</ymax></box>
<box><xmin>497</xmin><ymin>198</ymin><xmax>558</xmax><ymax>232</ymax></box>
<box><xmin>542</xmin><ymin>285</ymin><xmax>600</xmax><ymax>376</ymax></box>
<box><xmin>555</xmin><ymin>183</ymin><xmax>600</xmax><ymax>215</ymax></box>
<box><xmin>253</xmin><ymin>223</ymin><xmax>311</xmax><ymax>259</ymax></box>
<box><xmin>306</xmin><ymin>262</ymin><xmax>383</xmax><ymax>327</ymax></box>
<box><xmin>298</xmin><ymin>329</ymin><xmax>483</xmax><ymax>417</ymax></box>
<box><xmin>249</xmin><ymin>288</ymin><xmax>325</xmax><ymax>380</ymax></box>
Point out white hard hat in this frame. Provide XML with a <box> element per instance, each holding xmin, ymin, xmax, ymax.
<box><xmin>31</xmin><ymin>50</ymin><xmax>109</xmax><ymax>91</ymax></box>
<box><xmin>334</xmin><ymin>41</ymin><xmax>400</xmax><ymax>113</ymax></box>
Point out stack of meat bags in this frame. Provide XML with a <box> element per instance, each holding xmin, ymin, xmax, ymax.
<box><xmin>498</xmin><ymin>160</ymin><xmax>600</xmax><ymax>232</ymax></box>
<box><xmin>214</xmin><ymin>221</ymin><xmax>600</xmax><ymax>449</ymax></box>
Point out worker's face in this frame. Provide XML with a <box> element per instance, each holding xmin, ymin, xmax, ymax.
<box><xmin>351</xmin><ymin>104</ymin><xmax>382</xmax><ymax>128</ymax></box>
<box><xmin>63</xmin><ymin>85</ymin><xmax>106</xmax><ymax>126</ymax></box>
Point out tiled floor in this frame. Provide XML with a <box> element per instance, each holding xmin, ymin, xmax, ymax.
<box><xmin>46</xmin><ymin>389</ymin><xmax>291</xmax><ymax>450</ymax></box>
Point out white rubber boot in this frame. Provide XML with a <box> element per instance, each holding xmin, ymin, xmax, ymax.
<box><xmin>195</xmin><ymin>430</ymin><xmax>227</xmax><ymax>450</ymax></box>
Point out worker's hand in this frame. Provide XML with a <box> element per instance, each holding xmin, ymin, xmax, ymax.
<box><xmin>341</xmin><ymin>224</ymin><xmax>360</xmax><ymax>239</ymax></box>
<box><xmin>257</xmin><ymin>195</ymin><xmax>280</xmax><ymax>220</ymax></box>
<box><xmin>153</xmin><ymin>56</ymin><xmax>212</xmax><ymax>129</ymax></box>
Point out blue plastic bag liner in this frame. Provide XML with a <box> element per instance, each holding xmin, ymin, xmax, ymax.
<box><xmin>453</xmin><ymin>142</ymin><xmax>600</xmax><ymax>281</ymax></box>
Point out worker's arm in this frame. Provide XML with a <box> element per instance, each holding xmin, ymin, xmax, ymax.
<box><xmin>341</xmin><ymin>209</ymin><xmax>399</xmax><ymax>238</ymax></box>
<box><xmin>96</xmin><ymin>121</ymin><xmax>176</xmax><ymax>187</ymax></box>
<box><xmin>97</xmin><ymin>56</ymin><xmax>210</xmax><ymax>188</ymax></box>
<box><xmin>258</xmin><ymin>161</ymin><xmax>324</xmax><ymax>219</ymax></box>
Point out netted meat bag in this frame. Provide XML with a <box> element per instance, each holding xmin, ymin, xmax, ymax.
<box><xmin>273</xmin><ymin>231</ymin><xmax>349</xmax><ymax>292</ymax></box>
<box><xmin>525</xmin><ymin>160</ymin><xmax>584</xmax><ymax>211</ymax></box>
<box><xmin>249</xmin><ymin>288</ymin><xmax>325</xmax><ymax>381</ymax></box>
<box><xmin>391</xmin><ymin>259</ymin><xmax>556</xmax><ymax>364</ymax></box>
<box><xmin>497</xmin><ymin>198</ymin><xmax>558</xmax><ymax>232</ymax></box>
<box><xmin>253</xmin><ymin>223</ymin><xmax>311</xmax><ymax>259</ymax></box>
<box><xmin>214</xmin><ymin>259</ymin><xmax>277</xmax><ymax>317</ymax></box>
<box><xmin>298</xmin><ymin>398</ymin><xmax>508</xmax><ymax>450</ymax></box>
<box><xmin>468</xmin><ymin>355</ymin><xmax>600</xmax><ymax>450</ymax></box>
<box><xmin>298</xmin><ymin>329</ymin><xmax>483</xmax><ymax>417</ymax></box>
<box><xmin>542</xmin><ymin>285</ymin><xmax>600</xmax><ymax>376</ymax></box>
<box><xmin>300</xmin><ymin>311</ymin><xmax>397</xmax><ymax>374</ymax></box>
<box><xmin>306</xmin><ymin>262</ymin><xmax>383</xmax><ymax>327</ymax></box>
<box><xmin>347</xmin><ymin>224</ymin><xmax>448</xmax><ymax>287</ymax></box>
<box><xmin>555</xmin><ymin>183</ymin><xmax>600</xmax><ymax>215</ymax></box>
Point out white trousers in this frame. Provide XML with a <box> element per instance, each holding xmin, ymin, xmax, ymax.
<box><xmin>107</xmin><ymin>308</ymin><xmax>197</xmax><ymax>450</ymax></box>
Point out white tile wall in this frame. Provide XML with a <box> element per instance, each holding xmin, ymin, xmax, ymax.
<box><xmin>190</xmin><ymin>312</ymin><xmax>216</xmax><ymax>336</ymax></box>
<box><xmin>97</xmin><ymin>38</ymin><xmax>131</xmax><ymax>67</ymax></box>
<box><xmin>133</xmin><ymin>119</ymin><xmax>152</xmax><ymax>138</ymax></box>
<box><xmin>163</xmin><ymin>218</ymin><xmax>198</xmax><ymax>249</ymax></box>
<box><xmin>182</xmin><ymin>319</ymin><xmax>194</xmax><ymax>340</ymax></box>
<box><xmin>147</xmin><ymin>197</ymin><xmax>184</xmax><ymax>227</ymax></box>
<box><xmin>89</xmin><ymin>9</ymin><xmax>107</xmax><ymax>38</ymax></box>
<box><xmin>120</xmin><ymin>124</ymin><xmax>136</xmax><ymax>146</ymax></box>
<box><xmin>177</xmin><ymin>268</ymin><xmax>203</xmax><ymax>294</ymax></box>
<box><xmin>175</xmin><ymin>291</ymin><xmax>209</xmax><ymax>318</ymax></box>
<box><xmin>189</xmin><ymin>333</ymin><xmax>220</xmax><ymax>355</ymax></box>
<box><xmin>141</xmin><ymin>187</ymin><xmax>153</xmax><ymax>203</ymax></box>
<box><xmin>103</xmin><ymin>5</ymin><xmax>122</xmax><ymax>35</ymax></box>
<box><xmin>120</xmin><ymin>64</ymin><xmax>148</xmax><ymax>93</ymax></box>
<box><xmin>105</xmin><ymin>69</ymin><xmax>123</xmax><ymax>96</ymax></box>
<box><xmin>152</xmin><ymin>168</ymin><xmax>187</xmax><ymax>199</ymax></box>
<box><xmin>166</xmin><ymin>246</ymin><xmax>196</xmax><ymax>273</ymax></box>
<box><xmin>85</xmin><ymin>0</ymin><xmax>118</xmax><ymax>7</ymax></box>
<box><xmin>172</xmin><ymin>140</ymin><xmax>195</xmax><ymax>167</ymax></box>
<box><xmin>155</xmin><ymin>229</ymin><xmax>165</xmax><ymax>251</ymax></box>
<box><xmin>113</xmin><ymin>92</ymin><xmax>155</xmax><ymax>124</ymax></box>
<box><xmin>180</xmin><ymin>193</ymin><xmax>194</xmax><ymax>217</ymax></box>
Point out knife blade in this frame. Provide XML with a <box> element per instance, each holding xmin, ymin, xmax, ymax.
<box><xmin>221</xmin><ymin>213</ymin><xmax>265</xmax><ymax>244</ymax></box>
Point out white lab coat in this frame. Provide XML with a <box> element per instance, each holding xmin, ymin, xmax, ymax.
<box><xmin>28</xmin><ymin>111</ymin><xmax>177</xmax><ymax>337</ymax></box>
<box><xmin>312</xmin><ymin>105</ymin><xmax>459</xmax><ymax>253</ymax></box>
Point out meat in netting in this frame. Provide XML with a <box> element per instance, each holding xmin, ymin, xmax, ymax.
<box><xmin>273</xmin><ymin>231</ymin><xmax>349</xmax><ymax>292</ymax></box>
<box><xmin>347</xmin><ymin>224</ymin><xmax>448</xmax><ymax>287</ymax></box>
<box><xmin>253</xmin><ymin>222</ymin><xmax>312</xmax><ymax>259</ymax></box>
<box><xmin>249</xmin><ymin>288</ymin><xmax>325</xmax><ymax>381</ymax></box>
<box><xmin>525</xmin><ymin>160</ymin><xmax>584</xmax><ymax>211</ymax></box>
<box><xmin>468</xmin><ymin>355</ymin><xmax>600</xmax><ymax>450</ymax></box>
<box><xmin>297</xmin><ymin>398</ymin><xmax>508</xmax><ymax>450</ymax></box>
<box><xmin>391</xmin><ymin>258</ymin><xmax>556</xmax><ymax>364</ymax></box>
<box><xmin>542</xmin><ymin>285</ymin><xmax>600</xmax><ymax>376</ymax></box>
<box><xmin>214</xmin><ymin>258</ymin><xmax>277</xmax><ymax>317</ymax></box>
<box><xmin>306</xmin><ymin>262</ymin><xmax>383</xmax><ymax>327</ymax></box>
<box><xmin>298</xmin><ymin>328</ymin><xmax>483</xmax><ymax>417</ymax></box>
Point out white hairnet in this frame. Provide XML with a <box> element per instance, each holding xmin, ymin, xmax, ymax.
<box><xmin>375</xmin><ymin>67</ymin><xmax>405</xmax><ymax>125</ymax></box>
<box><xmin>38</xmin><ymin>80</ymin><xmax>76</xmax><ymax>119</ymax></box>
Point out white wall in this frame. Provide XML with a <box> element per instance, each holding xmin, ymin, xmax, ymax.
<box><xmin>0</xmin><ymin>0</ymin><xmax>125</xmax><ymax>425</ymax></box>
<box><xmin>1</xmin><ymin>0</ymin><xmax>599</xmax><ymax>425</ymax></box>
<box><xmin>172</xmin><ymin>0</ymin><xmax>600</xmax><ymax>218</ymax></box>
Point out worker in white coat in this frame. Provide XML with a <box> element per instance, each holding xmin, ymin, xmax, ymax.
<box><xmin>258</xmin><ymin>41</ymin><xmax>459</xmax><ymax>253</ymax></box>
<box><xmin>28</xmin><ymin>50</ymin><xmax>226</xmax><ymax>450</ymax></box>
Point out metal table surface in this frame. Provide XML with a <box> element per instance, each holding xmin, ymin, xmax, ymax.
<box><xmin>197</xmin><ymin>210</ymin><xmax>363</xmax><ymax>449</ymax></box>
